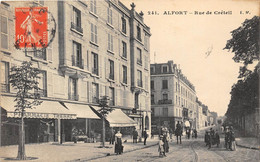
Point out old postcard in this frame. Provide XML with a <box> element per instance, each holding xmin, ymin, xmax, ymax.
<box><xmin>0</xmin><ymin>0</ymin><xmax>259</xmax><ymax>161</ymax></box>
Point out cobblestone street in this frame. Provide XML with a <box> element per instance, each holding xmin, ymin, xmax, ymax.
<box><xmin>88</xmin><ymin>138</ymin><xmax>259</xmax><ymax>162</ymax></box>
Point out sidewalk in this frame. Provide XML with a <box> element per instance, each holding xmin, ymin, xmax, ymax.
<box><xmin>236</xmin><ymin>137</ymin><xmax>260</xmax><ymax>150</ymax></box>
<box><xmin>0</xmin><ymin>138</ymin><xmax>158</xmax><ymax>162</ymax></box>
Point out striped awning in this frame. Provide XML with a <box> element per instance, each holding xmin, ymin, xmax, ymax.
<box><xmin>91</xmin><ymin>106</ymin><xmax>138</xmax><ymax>127</ymax></box>
<box><xmin>0</xmin><ymin>96</ymin><xmax>77</xmax><ymax>119</ymax></box>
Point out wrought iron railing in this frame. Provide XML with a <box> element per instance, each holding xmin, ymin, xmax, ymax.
<box><xmin>158</xmin><ymin>99</ymin><xmax>172</xmax><ymax>105</ymax></box>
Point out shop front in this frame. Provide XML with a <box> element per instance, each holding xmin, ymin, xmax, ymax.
<box><xmin>91</xmin><ymin>106</ymin><xmax>138</xmax><ymax>138</ymax></box>
<box><xmin>60</xmin><ymin>102</ymin><xmax>100</xmax><ymax>142</ymax></box>
<box><xmin>0</xmin><ymin>96</ymin><xmax>77</xmax><ymax>146</ymax></box>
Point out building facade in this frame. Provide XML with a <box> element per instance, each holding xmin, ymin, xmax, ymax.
<box><xmin>0</xmin><ymin>0</ymin><xmax>151</xmax><ymax>146</ymax></box>
<box><xmin>150</xmin><ymin>60</ymin><xmax>197</xmax><ymax>133</ymax></box>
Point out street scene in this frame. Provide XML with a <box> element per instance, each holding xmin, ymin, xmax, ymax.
<box><xmin>0</xmin><ymin>0</ymin><xmax>259</xmax><ymax>161</ymax></box>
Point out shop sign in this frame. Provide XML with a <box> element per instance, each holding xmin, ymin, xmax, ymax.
<box><xmin>7</xmin><ymin>111</ymin><xmax>77</xmax><ymax>119</ymax></box>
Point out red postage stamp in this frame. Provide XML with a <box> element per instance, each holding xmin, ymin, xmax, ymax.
<box><xmin>15</xmin><ymin>7</ymin><xmax>48</xmax><ymax>48</ymax></box>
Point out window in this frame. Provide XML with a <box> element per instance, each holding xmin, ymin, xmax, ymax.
<box><xmin>108</xmin><ymin>33</ymin><xmax>113</xmax><ymax>51</ymax></box>
<box><xmin>150</xmin><ymin>66</ymin><xmax>155</xmax><ymax>74</ymax></box>
<box><xmin>36</xmin><ymin>71</ymin><xmax>47</xmax><ymax>97</ymax></box>
<box><xmin>92</xmin><ymin>83</ymin><xmax>99</xmax><ymax>103</ymax></box>
<box><xmin>137</xmin><ymin>70</ymin><xmax>142</xmax><ymax>87</ymax></box>
<box><xmin>121</xmin><ymin>17</ymin><xmax>126</xmax><ymax>34</ymax></box>
<box><xmin>0</xmin><ymin>61</ymin><xmax>9</xmax><ymax>92</ymax></box>
<box><xmin>137</xmin><ymin>25</ymin><xmax>141</xmax><ymax>41</ymax></box>
<box><xmin>162</xmin><ymin>65</ymin><xmax>168</xmax><ymax>73</ymax></box>
<box><xmin>91</xmin><ymin>23</ymin><xmax>97</xmax><ymax>44</ymax></box>
<box><xmin>72</xmin><ymin>7</ymin><xmax>82</xmax><ymax>33</ymax></box>
<box><xmin>176</xmin><ymin>96</ymin><xmax>178</xmax><ymax>105</ymax></box>
<box><xmin>151</xmin><ymin>94</ymin><xmax>154</xmax><ymax>104</ymax></box>
<box><xmin>92</xmin><ymin>52</ymin><xmax>98</xmax><ymax>75</ymax></box>
<box><xmin>137</xmin><ymin>48</ymin><xmax>142</xmax><ymax>65</ymax></box>
<box><xmin>109</xmin><ymin>59</ymin><xmax>114</xmax><ymax>80</ymax></box>
<box><xmin>72</xmin><ymin>41</ymin><xmax>83</xmax><ymax>69</ymax></box>
<box><xmin>122</xmin><ymin>65</ymin><xmax>127</xmax><ymax>84</ymax></box>
<box><xmin>162</xmin><ymin>108</ymin><xmax>168</xmax><ymax>117</ymax></box>
<box><xmin>90</xmin><ymin>0</ymin><xmax>97</xmax><ymax>14</ymax></box>
<box><xmin>151</xmin><ymin>80</ymin><xmax>154</xmax><ymax>90</ymax></box>
<box><xmin>162</xmin><ymin>80</ymin><xmax>168</xmax><ymax>89</ymax></box>
<box><xmin>144</xmin><ymin>34</ymin><xmax>148</xmax><ymax>49</ymax></box>
<box><xmin>107</xmin><ymin>7</ymin><xmax>112</xmax><ymax>25</ymax></box>
<box><xmin>178</xmin><ymin>97</ymin><xmax>180</xmax><ymax>105</ymax></box>
<box><xmin>1</xmin><ymin>16</ymin><xmax>8</xmax><ymax>49</ymax></box>
<box><xmin>68</xmin><ymin>77</ymin><xmax>78</xmax><ymax>101</ymax></box>
<box><xmin>109</xmin><ymin>87</ymin><xmax>115</xmax><ymax>106</ymax></box>
<box><xmin>163</xmin><ymin>94</ymin><xmax>168</xmax><ymax>100</ymax></box>
<box><xmin>122</xmin><ymin>41</ymin><xmax>127</xmax><ymax>58</ymax></box>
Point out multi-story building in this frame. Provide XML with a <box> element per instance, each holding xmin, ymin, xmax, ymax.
<box><xmin>0</xmin><ymin>0</ymin><xmax>151</xmax><ymax>146</ymax></box>
<box><xmin>150</xmin><ymin>60</ymin><xmax>197</xmax><ymax>133</ymax></box>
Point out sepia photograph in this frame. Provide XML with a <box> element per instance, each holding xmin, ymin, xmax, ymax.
<box><xmin>0</xmin><ymin>0</ymin><xmax>259</xmax><ymax>161</ymax></box>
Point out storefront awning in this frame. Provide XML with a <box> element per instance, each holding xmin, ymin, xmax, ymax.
<box><xmin>62</xmin><ymin>102</ymin><xmax>100</xmax><ymax>119</ymax></box>
<box><xmin>0</xmin><ymin>96</ymin><xmax>77</xmax><ymax>119</ymax></box>
<box><xmin>91</xmin><ymin>106</ymin><xmax>138</xmax><ymax>127</ymax></box>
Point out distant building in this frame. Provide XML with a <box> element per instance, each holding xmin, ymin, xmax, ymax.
<box><xmin>150</xmin><ymin>60</ymin><xmax>197</xmax><ymax>133</ymax></box>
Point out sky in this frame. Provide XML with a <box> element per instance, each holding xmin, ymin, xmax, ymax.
<box><xmin>122</xmin><ymin>0</ymin><xmax>259</xmax><ymax>116</ymax></box>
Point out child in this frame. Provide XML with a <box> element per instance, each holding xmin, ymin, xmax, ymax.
<box><xmin>158</xmin><ymin>135</ymin><xmax>164</xmax><ymax>157</ymax></box>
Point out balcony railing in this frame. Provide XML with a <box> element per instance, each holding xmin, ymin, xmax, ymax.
<box><xmin>72</xmin><ymin>55</ymin><xmax>84</xmax><ymax>69</ymax></box>
<box><xmin>92</xmin><ymin>67</ymin><xmax>98</xmax><ymax>75</ymax></box>
<box><xmin>71</xmin><ymin>22</ymin><xmax>83</xmax><ymax>34</ymax></box>
<box><xmin>158</xmin><ymin>99</ymin><xmax>172</xmax><ymax>105</ymax></box>
<box><xmin>137</xmin><ymin>80</ymin><xmax>143</xmax><ymax>87</ymax></box>
<box><xmin>1</xmin><ymin>83</ymin><xmax>10</xmax><ymax>92</ymax></box>
<box><xmin>35</xmin><ymin>89</ymin><xmax>47</xmax><ymax>97</ymax></box>
<box><xmin>68</xmin><ymin>93</ymin><xmax>79</xmax><ymax>101</ymax></box>
<box><xmin>33</xmin><ymin>49</ymin><xmax>46</xmax><ymax>60</ymax></box>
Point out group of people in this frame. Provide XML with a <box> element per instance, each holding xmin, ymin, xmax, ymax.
<box><xmin>224</xmin><ymin>126</ymin><xmax>236</xmax><ymax>151</ymax></box>
<box><xmin>204</xmin><ymin>128</ymin><xmax>220</xmax><ymax>149</ymax></box>
<box><xmin>158</xmin><ymin>126</ymin><xmax>170</xmax><ymax>157</ymax></box>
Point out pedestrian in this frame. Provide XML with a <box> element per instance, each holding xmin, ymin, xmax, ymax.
<box><xmin>194</xmin><ymin>129</ymin><xmax>198</xmax><ymax>139</ymax></box>
<box><xmin>115</xmin><ymin>130</ymin><xmax>123</xmax><ymax>155</ymax></box>
<box><xmin>205</xmin><ymin>131</ymin><xmax>211</xmax><ymax>148</ymax></box>
<box><xmin>158</xmin><ymin>135</ymin><xmax>165</xmax><ymax>157</ymax></box>
<box><xmin>224</xmin><ymin>127</ymin><xmax>229</xmax><ymax>149</ymax></box>
<box><xmin>175</xmin><ymin>121</ymin><xmax>182</xmax><ymax>144</ymax></box>
<box><xmin>215</xmin><ymin>131</ymin><xmax>220</xmax><ymax>147</ymax></box>
<box><xmin>143</xmin><ymin>128</ymin><xmax>148</xmax><ymax>145</ymax></box>
<box><xmin>90</xmin><ymin>130</ymin><xmax>95</xmax><ymax>143</ymax></box>
<box><xmin>133</xmin><ymin>128</ymin><xmax>138</xmax><ymax>143</ymax></box>
<box><xmin>162</xmin><ymin>132</ymin><xmax>169</xmax><ymax>155</ymax></box>
<box><xmin>187</xmin><ymin>128</ymin><xmax>191</xmax><ymax>139</ymax></box>
<box><xmin>229</xmin><ymin>126</ymin><xmax>236</xmax><ymax>151</ymax></box>
<box><xmin>169</xmin><ymin>128</ymin><xmax>173</xmax><ymax>140</ymax></box>
<box><xmin>109</xmin><ymin>128</ymin><xmax>115</xmax><ymax>145</ymax></box>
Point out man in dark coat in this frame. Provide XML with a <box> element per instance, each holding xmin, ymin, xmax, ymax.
<box><xmin>175</xmin><ymin>121</ymin><xmax>182</xmax><ymax>144</ymax></box>
<box><xmin>133</xmin><ymin>128</ymin><xmax>138</xmax><ymax>143</ymax></box>
<box><xmin>109</xmin><ymin>128</ymin><xmax>115</xmax><ymax>145</ymax></box>
<box><xmin>143</xmin><ymin>128</ymin><xmax>148</xmax><ymax>145</ymax></box>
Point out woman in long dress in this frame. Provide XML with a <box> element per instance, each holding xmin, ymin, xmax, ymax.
<box><xmin>115</xmin><ymin>130</ymin><xmax>123</xmax><ymax>154</ymax></box>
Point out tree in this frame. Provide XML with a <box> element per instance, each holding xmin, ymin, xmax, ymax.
<box><xmin>224</xmin><ymin>16</ymin><xmax>259</xmax><ymax>78</ymax></box>
<box><xmin>9</xmin><ymin>61</ymin><xmax>42</xmax><ymax>160</ymax></box>
<box><xmin>97</xmin><ymin>96</ymin><xmax>113</xmax><ymax>147</ymax></box>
